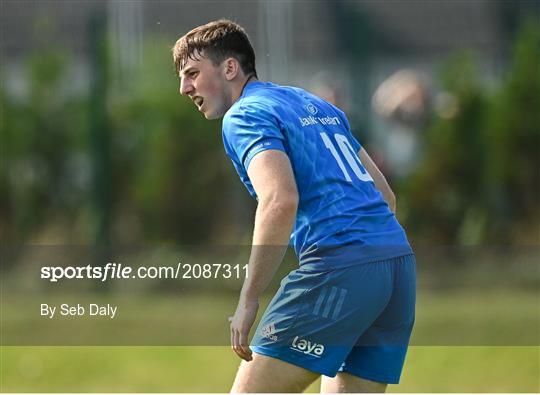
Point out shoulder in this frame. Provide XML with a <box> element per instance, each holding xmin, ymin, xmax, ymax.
<box><xmin>223</xmin><ymin>90</ymin><xmax>280</xmax><ymax>130</ymax></box>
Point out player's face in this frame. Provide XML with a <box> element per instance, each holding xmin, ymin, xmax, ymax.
<box><xmin>179</xmin><ymin>53</ymin><xmax>231</xmax><ymax>120</ymax></box>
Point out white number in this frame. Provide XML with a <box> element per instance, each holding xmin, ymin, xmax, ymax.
<box><xmin>320</xmin><ymin>132</ymin><xmax>352</xmax><ymax>182</ymax></box>
<box><xmin>320</xmin><ymin>132</ymin><xmax>373</xmax><ymax>182</ymax></box>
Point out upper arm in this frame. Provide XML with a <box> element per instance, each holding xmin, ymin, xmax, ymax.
<box><xmin>247</xmin><ymin>150</ymin><xmax>299</xmax><ymax>205</ymax></box>
<box><xmin>223</xmin><ymin>104</ymin><xmax>285</xmax><ymax>170</ymax></box>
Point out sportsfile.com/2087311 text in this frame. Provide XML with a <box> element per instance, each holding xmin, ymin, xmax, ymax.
<box><xmin>40</xmin><ymin>262</ymin><xmax>249</xmax><ymax>282</ymax></box>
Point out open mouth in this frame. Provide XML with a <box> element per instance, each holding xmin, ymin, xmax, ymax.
<box><xmin>193</xmin><ymin>96</ymin><xmax>204</xmax><ymax>109</ymax></box>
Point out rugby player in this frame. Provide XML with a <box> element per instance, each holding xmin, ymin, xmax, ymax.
<box><xmin>172</xmin><ymin>19</ymin><xmax>416</xmax><ymax>393</ymax></box>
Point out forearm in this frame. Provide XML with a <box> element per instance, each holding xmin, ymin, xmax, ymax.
<box><xmin>359</xmin><ymin>148</ymin><xmax>396</xmax><ymax>213</ymax></box>
<box><xmin>378</xmin><ymin>184</ymin><xmax>396</xmax><ymax>213</ymax></box>
<box><xmin>239</xmin><ymin>198</ymin><xmax>297</xmax><ymax>303</ymax></box>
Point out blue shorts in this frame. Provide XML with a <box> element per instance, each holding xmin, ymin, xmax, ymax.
<box><xmin>251</xmin><ymin>254</ymin><xmax>416</xmax><ymax>384</ymax></box>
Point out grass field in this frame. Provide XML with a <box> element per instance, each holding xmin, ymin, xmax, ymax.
<box><xmin>1</xmin><ymin>346</ymin><xmax>538</xmax><ymax>392</ymax></box>
<box><xmin>1</xmin><ymin>289</ymin><xmax>538</xmax><ymax>392</ymax></box>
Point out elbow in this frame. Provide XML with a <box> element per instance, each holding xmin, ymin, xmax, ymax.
<box><xmin>260</xmin><ymin>192</ymin><xmax>299</xmax><ymax>217</ymax></box>
<box><xmin>274</xmin><ymin>194</ymin><xmax>299</xmax><ymax>216</ymax></box>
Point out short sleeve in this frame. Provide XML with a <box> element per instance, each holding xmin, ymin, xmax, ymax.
<box><xmin>223</xmin><ymin>104</ymin><xmax>286</xmax><ymax>170</ymax></box>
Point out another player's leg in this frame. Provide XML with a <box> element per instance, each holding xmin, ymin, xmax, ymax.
<box><xmin>230</xmin><ymin>352</ymin><xmax>319</xmax><ymax>393</ymax></box>
<box><xmin>320</xmin><ymin>372</ymin><xmax>387</xmax><ymax>393</ymax></box>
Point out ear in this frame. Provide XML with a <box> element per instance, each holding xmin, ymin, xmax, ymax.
<box><xmin>223</xmin><ymin>57</ymin><xmax>240</xmax><ymax>81</ymax></box>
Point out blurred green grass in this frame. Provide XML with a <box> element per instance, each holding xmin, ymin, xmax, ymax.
<box><xmin>1</xmin><ymin>346</ymin><xmax>538</xmax><ymax>392</ymax></box>
<box><xmin>1</xmin><ymin>289</ymin><xmax>538</xmax><ymax>392</ymax></box>
<box><xmin>2</xmin><ymin>289</ymin><xmax>537</xmax><ymax>346</ymax></box>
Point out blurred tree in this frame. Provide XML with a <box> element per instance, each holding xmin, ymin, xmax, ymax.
<box><xmin>2</xmin><ymin>23</ymin><xmax>537</xmax><ymax>250</ymax></box>
<box><xmin>107</xmin><ymin>37</ymin><xmax>238</xmax><ymax>244</ymax></box>
<box><xmin>1</xmin><ymin>50</ymin><xmax>89</xmax><ymax>243</ymax></box>
<box><xmin>1</xmin><ymin>36</ymin><xmax>241</xmax><ymax>247</ymax></box>
<box><xmin>401</xmin><ymin>21</ymin><xmax>540</xmax><ymax>244</ymax></box>
<box><xmin>401</xmin><ymin>53</ymin><xmax>489</xmax><ymax>243</ymax></box>
<box><xmin>484</xmin><ymin>20</ymin><xmax>540</xmax><ymax>243</ymax></box>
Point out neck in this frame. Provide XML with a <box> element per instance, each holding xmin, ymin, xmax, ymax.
<box><xmin>231</xmin><ymin>73</ymin><xmax>257</xmax><ymax>103</ymax></box>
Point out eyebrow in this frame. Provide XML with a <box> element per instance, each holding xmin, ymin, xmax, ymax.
<box><xmin>180</xmin><ymin>66</ymin><xmax>198</xmax><ymax>77</ymax></box>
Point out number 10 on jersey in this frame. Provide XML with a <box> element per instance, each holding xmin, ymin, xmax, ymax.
<box><xmin>320</xmin><ymin>132</ymin><xmax>373</xmax><ymax>182</ymax></box>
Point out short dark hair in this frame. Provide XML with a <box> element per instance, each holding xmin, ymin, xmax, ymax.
<box><xmin>172</xmin><ymin>19</ymin><xmax>257</xmax><ymax>77</ymax></box>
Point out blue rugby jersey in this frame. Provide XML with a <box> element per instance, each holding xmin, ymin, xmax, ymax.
<box><xmin>222</xmin><ymin>81</ymin><xmax>412</xmax><ymax>268</ymax></box>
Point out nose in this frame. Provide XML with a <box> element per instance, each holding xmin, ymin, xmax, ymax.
<box><xmin>180</xmin><ymin>78</ymin><xmax>193</xmax><ymax>96</ymax></box>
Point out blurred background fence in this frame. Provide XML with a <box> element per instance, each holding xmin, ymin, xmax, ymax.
<box><xmin>1</xmin><ymin>0</ymin><xmax>539</xmax><ymax>251</ymax></box>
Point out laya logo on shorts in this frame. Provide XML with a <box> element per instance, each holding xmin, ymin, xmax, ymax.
<box><xmin>290</xmin><ymin>336</ymin><xmax>325</xmax><ymax>357</ymax></box>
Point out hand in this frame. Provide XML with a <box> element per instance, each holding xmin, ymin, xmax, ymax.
<box><xmin>228</xmin><ymin>298</ymin><xmax>259</xmax><ymax>361</ymax></box>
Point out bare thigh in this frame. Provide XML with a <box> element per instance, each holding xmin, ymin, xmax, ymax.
<box><xmin>231</xmin><ymin>352</ymin><xmax>319</xmax><ymax>393</ymax></box>
<box><xmin>321</xmin><ymin>372</ymin><xmax>387</xmax><ymax>393</ymax></box>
